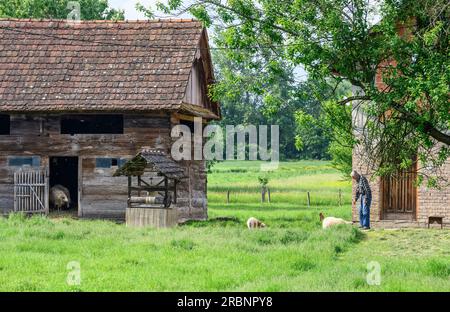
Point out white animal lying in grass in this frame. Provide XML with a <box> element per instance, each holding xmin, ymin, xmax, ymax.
<box><xmin>50</xmin><ymin>185</ymin><xmax>71</xmax><ymax>211</ymax></box>
<box><xmin>319</xmin><ymin>212</ymin><xmax>352</xmax><ymax>229</ymax></box>
<box><xmin>247</xmin><ymin>217</ymin><xmax>266</xmax><ymax>229</ymax></box>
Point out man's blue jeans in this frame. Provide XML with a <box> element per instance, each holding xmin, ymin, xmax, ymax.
<box><xmin>359</xmin><ymin>195</ymin><xmax>371</xmax><ymax>228</ymax></box>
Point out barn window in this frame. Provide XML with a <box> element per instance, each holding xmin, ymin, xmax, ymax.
<box><xmin>8</xmin><ymin>156</ymin><xmax>40</xmax><ymax>167</ymax></box>
<box><xmin>96</xmin><ymin>158</ymin><xmax>112</xmax><ymax>168</ymax></box>
<box><xmin>96</xmin><ymin>158</ymin><xmax>127</xmax><ymax>168</ymax></box>
<box><xmin>61</xmin><ymin>115</ymin><xmax>124</xmax><ymax>135</ymax></box>
<box><xmin>0</xmin><ymin>114</ymin><xmax>10</xmax><ymax>135</ymax></box>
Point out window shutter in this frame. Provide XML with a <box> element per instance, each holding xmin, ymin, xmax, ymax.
<box><xmin>8</xmin><ymin>156</ymin><xmax>37</xmax><ymax>167</ymax></box>
<box><xmin>96</xmin><ymin>158</ymin><xmax>112</xmax><ymax>168</ymax></box>
<box><xmin>32</xmin><ymin>156</ymin><xmax>41</xmax><ymax>167</ymax></box>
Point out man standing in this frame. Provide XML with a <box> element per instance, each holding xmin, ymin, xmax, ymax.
<box><xmin>351</xmin><ymin>170</ymin><xmax>372</xmax><ymax>230</ymax></box>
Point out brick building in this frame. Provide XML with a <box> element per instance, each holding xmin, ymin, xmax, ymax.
<box><xmin>351</xmin><ymin>20</ymin><xmax>449</xmax><ymax>228</ymax></box>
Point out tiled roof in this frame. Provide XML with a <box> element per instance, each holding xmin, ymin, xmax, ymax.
<box><xmin>114</xmin><ymin>148</ymin><xmax>186</xmax><ymax>180</ymax></box>
<box><xmin>0</xmin><ymin>19</ymin><xmax>204</xmax><ymax>112</ymax></box>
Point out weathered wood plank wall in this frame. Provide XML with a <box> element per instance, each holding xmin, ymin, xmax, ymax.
<box><xmin>126</xmin><ymin>207</ymin><xmax>177</xmax><ymax>228</ymax></box>
<box><xmin>0</xmin><ymin>113</ymin><xmax>172</xmax><ymax>218</ymax></box>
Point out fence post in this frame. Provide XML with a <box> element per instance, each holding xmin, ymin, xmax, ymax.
<box><xmin>268</xmin><ymin>188</ymin><xmax>271</xmax><ymax>203</ymax></box>
<box><xmin>307</xmin><ymin>191</ymin><xmax>311</xmax><ymax>207</ymax></box>
<box><xmin>261</xmin><ymin>187</ymin><xmax>266</xmax><ymax>203</ymax></box>
<box><xmin>226</xmin><ymin>190</ymin><xmax>230</xmax><ymax>204</ymax></box>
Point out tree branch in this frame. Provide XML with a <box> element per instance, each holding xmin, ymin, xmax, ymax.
<box><xmin>423</xmin><ymin>122</ymin><xmax>450</xmax><ymax>145</ymax></box>
<box><xmin>337</xmin><ymin>95</ymin><xmax>370</xmax><ymax>106</ymax></box>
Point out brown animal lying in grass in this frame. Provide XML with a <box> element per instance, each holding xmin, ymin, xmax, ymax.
<box><xmin>247</xmin><ymin>217</ymin><xmax>266</xmax><ymax>229</ymax></box>
<box><xmin>319</xmin><ymin>212</ymin><xmax>352</xmax><ymax>229</ymax></box>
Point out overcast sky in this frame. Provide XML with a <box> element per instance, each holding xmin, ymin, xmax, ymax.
<box><xmin>108</xmin><ymin>0</ymin><xmax>192</xmax><ymax>20</ymax></box>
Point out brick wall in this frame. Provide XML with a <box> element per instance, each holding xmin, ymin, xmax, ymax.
<box><xmin>352</xmin><ymin>146</ymin><xmax>450</xmax><ymax>225</ymax></box>
<box><xmin>417</xmin><ymin>158</ymin><xmax>450</xmax><ymax>224</ymax></box>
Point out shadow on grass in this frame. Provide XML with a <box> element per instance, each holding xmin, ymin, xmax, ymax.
<box><xmin>179</xmin><ymin>216</ymin><xmax>242</xmax><ymax>228</ymax></box>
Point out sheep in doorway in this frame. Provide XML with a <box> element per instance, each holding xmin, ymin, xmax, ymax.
<box><xmin>50</xmin><ymin>185</ymin><xmax>71</xmax><ymax>211</ymax></box>
<box><xmin>319</xmin><ymin>212</ymin><xmax>352</xmax><ymax>229</ymax></box>
<box><xmin>247</xmin><ymin>217</ymin><xmax>266</xmax><ymax>229</ymax></box>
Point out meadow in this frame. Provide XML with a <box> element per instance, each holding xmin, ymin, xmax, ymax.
<box><xmin>0</xmin><ymin>160</ymin><xmax>449</xmax><ymax>291</ymax></box>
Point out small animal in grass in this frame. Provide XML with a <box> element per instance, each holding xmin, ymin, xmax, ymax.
<box><xmin>247</xmin><ymin>217</ymin><xmax>266</xmax><ymax>229</ymax></box>
<box><xmin>50</xmin><ymin>185</ymin><xmax>71</xmax><ymax>211</ymax></box>
<box><xmin>319</xmin><ymin>212</ymin><xmax>352</xmax><ymax>229</ymax></box>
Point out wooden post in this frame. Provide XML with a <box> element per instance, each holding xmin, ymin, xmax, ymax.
<box><xmin>307</xmin><ymin>191</ymin><xmax>311</xmax><ymax>207</ymax></box>
<box><xmin>261</xmin><ymin>187</ymin><xmax>266</xmax><ymax>203</ymax></box>
<box><xmin>13</xmin><ymin>171</ymin><xmax>17</xmax><ymax>212</ymax></box>
<box><xmin>77</xmin><ymin>158</ymin><xmax>82</xmax><ymax>217</ymax></box>
<box><xmin>174</xmin><ymin>180</ymin><xmax>177</xmax><ymax>204</ymax></box>
<box><xmin>137</xmin><ymin>176</ymin><xmax>142</xmax><ymax>197</ymax></box>
<box><xmin>268</xmin><ymin>188</ymin><xmax>271</xmax><ymax>203</ymax></box>
<box><xmin>226</xmin><ymin>190</ymin><xmax>230</xmax><ymax>204</ymax></box>
<box><xmin>164</xmin><ymin>177</ymin><xmax>168</xmax><ymax>207</ymax></box>
<box><xmin>127</xmin><ymin>176</ymin><xmax>132</xmax><ymax>208</ymax></box>
<box><xmin>42</xmin><ymin>169</ymin><xmax>50</xmax><ymax>215</ymax></box>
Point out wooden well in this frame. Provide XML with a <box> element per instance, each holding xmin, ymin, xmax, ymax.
<box><xmin>126</xmin><ymin>207</ymin><xmax>177</xmax><ymax>228</ymax></box>
<box><xmin>114</xmin><ymin>149</ymin><xmax>186</xmax><ymax>228</ymax></box>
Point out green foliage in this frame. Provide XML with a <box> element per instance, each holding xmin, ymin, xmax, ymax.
<box><xmin>210</xmin><ymin>46</ymin><xmax>330</xmax><ymax>160</ymax></box>
<box><xmin>295</xmin><ymin>82</ymin><xmax>354</xmax><ymax>177</ymax></box>
<box><xmin>206</xmin><ymin>159</ymin><xmax>220</xmax><ymax>173</ymax></box>
<box><xmin>190</xmin><ymin>4</ymin><xmax>211</xmax><ymax>27</ymax></box>
<box><xmin>328</xmin><ymin>142</ymin><xmax>353</xmax><ymax>179</ymax></box>
<box><xmin>0</xmin><ymin>0</ymin><xmax>124</xmax><ymax>20</ymax></box>
<box><xmin>140</xmin><ymin>0</ymin><xmax>450</xmax><ymax>184</ymax></box>
<box><xmin>294</xmin><ymin>108</ymin><xmax>330</xmax><ymax>160</ymax></box>
<box><xmin>135</xmin><ymin>2</ymin><xmax>154</xmax><ymax>19</ymax></box>
<box><xmin>257</xmin><ymin>176</ymin><xmax>268</xmax><ymax>187</ymax></box>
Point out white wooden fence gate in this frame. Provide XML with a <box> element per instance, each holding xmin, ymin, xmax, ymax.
<box><xmin>14</xmin><ymin>169</ymin><xmax>49</xmax><ymax>214</ymax></box>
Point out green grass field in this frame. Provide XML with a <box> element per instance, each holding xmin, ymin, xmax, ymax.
<box><xmin>0</xmin><ymin>161</ymin><xmax>449</xmax><ymax>291</ymax></box>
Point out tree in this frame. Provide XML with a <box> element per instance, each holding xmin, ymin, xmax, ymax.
<box><xmin>211</xmin><ymin>41</ymin><xmax>330</xmax><ymax>160</ymax></box>
<box><xmin>0</xmin><ymin>0</ymin><xmax>124</xmax><ymax>20</ymax></box>
<box><xmin>295</xmin><ymin>80</ymin><xmax>354</xmax><ymax>176</ymax></box>
<box><xmin>140</xmin><ymin>0</ymin><xmax>449</xmax><ymax>184</ymax></box>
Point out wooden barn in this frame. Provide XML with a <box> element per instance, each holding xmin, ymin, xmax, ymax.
<box><xmin>0</xmin><ymin>18</ymin><xmax>220</xmax><ymax>223</ymax></box>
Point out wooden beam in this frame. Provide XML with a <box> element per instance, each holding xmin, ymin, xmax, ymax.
<box><xmin>127</xmin><ymin>176</ymin><xmax>132</xmax><ymax>208</ymax></box>
<box><xmin>172</xmin><ymin>113</ymin><xmax>209</xmax><ymax>123</ymax></box>
<box><xmin>129</xmin><ymin>186</ymin><xmax>175</xmax><ymax>192</ymax></box>
<box><xmin>164</xmin><ymin>177</ymin><xmax>168</xmax><ymax>208</ymax></box>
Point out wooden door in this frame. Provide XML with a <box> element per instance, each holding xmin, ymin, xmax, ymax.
<box><xmin>381</xmin><ymin>165</ymin><xmax>417</xmax><ymax>220</ymax></box>
<box><xmin>14</xmin><ymin>168</ymin><xmax>49</xmax><ymax>214</ymax></box>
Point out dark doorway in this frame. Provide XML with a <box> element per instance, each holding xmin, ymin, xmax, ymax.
<box><xmin>49</xmin><ymin>157</ymin><xmax>78</xmax><ymax>210</ymax></box>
